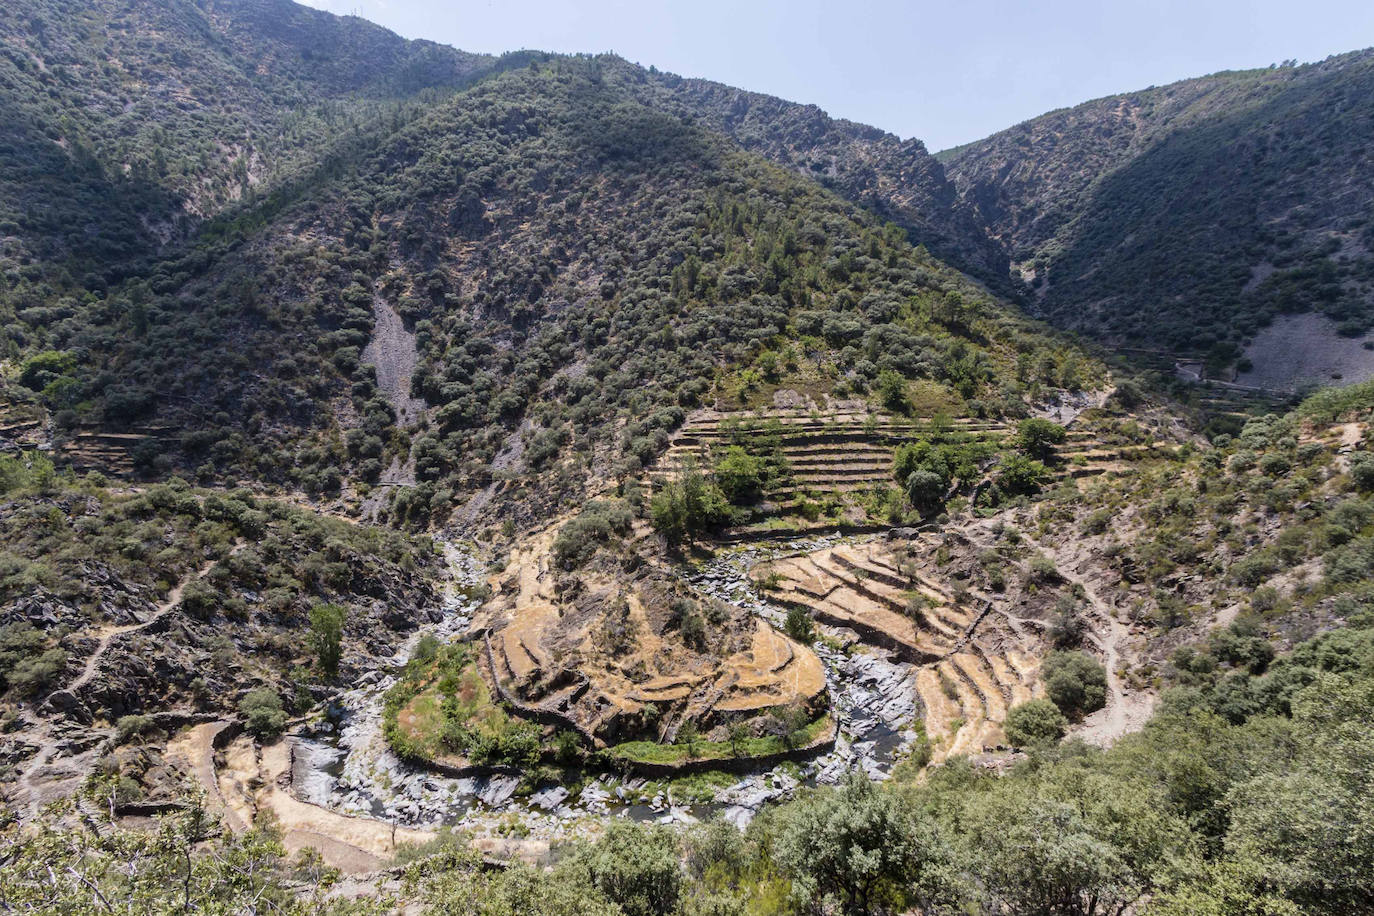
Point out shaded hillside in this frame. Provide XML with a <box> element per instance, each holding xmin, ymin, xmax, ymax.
<box><xmin>943</xmin><ymin>49</ymin><xmax>1374</xmax><ymax>357</ymax></box>
<box><xmin>0</xmin><ymin>0</ymin><xmax>489</xmax><ymax>299</ymax></box>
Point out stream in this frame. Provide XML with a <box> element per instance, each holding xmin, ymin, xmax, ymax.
<box><xmin>286</xmin><ymin>534</ymin><xmax>924</xmax><ymax>841</ymax></box>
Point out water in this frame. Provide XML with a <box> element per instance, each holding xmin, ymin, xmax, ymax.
<box><xmin>288</xmin><ymin>534</ymin><xmax>925</xmax><ymax>839</ymax></box>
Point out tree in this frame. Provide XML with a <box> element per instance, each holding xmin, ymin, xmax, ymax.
<box><xmin>240</xmin><ymin>687</ymin><xmax>288</xmax><ymax>738</ymax></box>
<box><xmin>727</xmin><ymin>721</ymin><xmax>751</xmax><ymax>757</ymax></box>
<box><xmin>1350</xmin><ymin>453</ymin><xmax>1374</xmax><ymax>491</ymax></box>
<box><xmin>572</xmin><ymin>821</ymin><xmax>682</xmax><ymax>916</ymax></box>
<box><xmin>997</xmin><ymin>453</ymin><xmax>1049</xmax><ymax>495</ymax></box>
<box><xmin>876</xmin><ymin>370</ymin><xmax>910</xmax><ymax>414</ymax></box>
<box><xmin>1004</xmin><ymin>699</ymin><xmax>1069</xmax><ymax>748</ymax></box>
<box><xmin>774</xmin><ymin>774</ymin><xmax>953</xmax><ymax>916</ymax></box>
<box><xmin>905</xmin><ymin>468</ymin><xmax>947</xmax><ymax>512</ymax></box>
<box><xmin>1044</xmin><ymin>650</ymin><xmax>1109</xmax><ymax>719</ymax></box>
<box><xmin>0</xmin><ymin>786</ymin><xmax>339</xmax><ymax>913</ymax></box>
<box><xmin>650</xmin><ymin>464</ymin><xmax>731</xmax><ymax>545</ymax></box>
<box><xmin>309</xmin><ymin>603</ymin><xmax>347</xmax><ymax>679</ymax></box>
<box><xmin>1015</xmin><ymin>418</ymin><xmax>1068</xmax><ymax>460</ymax></box>
<box><xmin>713</xmin><ymin>446</ymin><xmax>764</xmax><ymax>504</ymax></box>
<box><xmin>784</xmin><ymin>606</ymin><xmax>814</xmax><ymax>644</ymax></box>
<box><xmin>677</xmin><ymin>720</ymin><xmax>701</xmax><ymax>760</ymax></box>
<box><xmin>962</xmin><ymin>783</ymin><xmax>1163</xmax><ymax>916</ymax></box>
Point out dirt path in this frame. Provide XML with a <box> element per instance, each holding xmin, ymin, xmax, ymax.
<box><xmin>14</xmin><ymin>548</ymin><xmax>247</xmax><ymax>820</ymax></box>
<box><xmin>363</xmin><ymin>295</ymin><xmax>426</xmax><ymax>428</ymax></box>
<box><xmin>1032</xmin><ymin>542</ymin><xmax>1154</xmax><ymax>746</ymax></box>
<box><xmin>170</xmin><ymin>728</ymin><xmax>436</xmax><ymax>873</ymax></box>
<box><xmin>165</xmin><ymin>721</ymin><xmax>245</xmax><ymax>832</ymax></box>
<box><xmin>64</xmin><ymin>549</ymin><xmax>233</xmax><ymax>695</ymax></box>
<box><xmin>13</xmin><ymin>720</ymin><xmax>57</xmax><ymax>821</ymax></box>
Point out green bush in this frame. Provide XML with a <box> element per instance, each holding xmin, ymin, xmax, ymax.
<box><xmin>1351</xmin><ymin>454</ymin><xmax>1374</xmax><ymax>491</ymax></box>
<box><xmin>1014</xmin><ymin>418</ymin><xmax>1067</xmax><ymax>460</ymax></box>
<box><xmin>1042</xmin><ymin>650</ymin><xmax>1108</xmax><ymax>719</ymax></box>
<box><xmin>571</xmin><ymin>821</ymin><xmax>682</xmax><ymax>916</ymax></box>
<box><xmin>552</xmin><ymin>499</ymin><xmax>634</xmax><ymax>568</ymax></box>
<box><xmin>8</xmin><ymin>647</ymin><xmax>68</xmax><ymax>696</ymax></box>
<box><xmin>1003</xmin><ymin>699</ymin><xmax>1068</xmax><ymax>747</ymax></box>
<box><xmin>239</xmin><ymin>688</ymin><xmax>288</xmax><ymax>738</ymax></box>
<box><xmin>309</xmin><ymin>603</ymin><xmax>347</xmax><ymax>679</ymax></box>
<box><xmin>713</xmin><ymin>446</ymin><xmax>764</xmax><ymax>504</ymax></box>
<box><xmin>0</xmin><ymin>622</ymin><xmax>48</xmax><ymax>693</ymax></box>
<box><xmin>785</xmin><ymin>606</ymin><xmax>815</xmax><ymax>644</ymax></box>
<box><xmin>649</xmin><ymin>468</ymin><xmax>731</xmax><ymax>545</ymax></box>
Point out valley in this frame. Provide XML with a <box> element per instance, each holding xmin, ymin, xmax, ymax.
<box><xmin>1</xmin><ymin>1</ymin><xmax>1373</xmax><ymax>912</ymax></box>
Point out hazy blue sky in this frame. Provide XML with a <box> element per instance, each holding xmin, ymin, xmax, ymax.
<box><xmin>299</xmin><ymin>0</ymin><xmax>1374</xmax><ymax>150</ymax></box>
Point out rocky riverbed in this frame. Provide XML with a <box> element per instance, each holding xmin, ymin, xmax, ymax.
<box><xmin>282</xmin><ymin>534</ymin><xmax>925</xmax><ymax>841</ymax></box>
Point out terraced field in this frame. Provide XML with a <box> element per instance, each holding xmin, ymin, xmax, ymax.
<box><xmin>478</xmin><ymin>526</ymin><xmax>827</xmax><ymax>748</ymax></box>
<box><xmin>650</xmin><ymin>405</ymin><xmax>1012</xmax><ymax>534</ymax></box>
<box><xmin>754</xmin><ymin>538</ymin><xmax>1041</xmax><ymax>761</ymax></box>
<box><xmin>0</xmin><ymin>405</ymin><xmax>175</xmax><ymax>476</ymax></box>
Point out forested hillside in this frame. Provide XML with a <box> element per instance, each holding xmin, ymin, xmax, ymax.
<box><xmin>2</xmin><ymin>30</ymin><xmax>1091</xmax><ymax>529</ymax></box>
<box><xmin>0</xmin><ymin>0</ymin><xmax>491</xmax><ymax>292</ymax></box>
<box><xmin>943</xmin><ymin>49</ymin><xmax>1374</xmax><ymax>356</ymax></box>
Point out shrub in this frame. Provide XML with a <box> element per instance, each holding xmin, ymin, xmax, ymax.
<box><xmin>1003</xmin><ymin>699</ymin><xmax>1068</xmax><ymax>747</ymax></box>
<box><xmin>998</xmin><ymin>454</ymin><xmax>1049</xmax><ymax>495</ymax></box>
<box><xmin>1015</xmin><ymin>418</ymin><xmax>1067</xmax><ymax>460</ymax></box>
<box><xmin>713</xmin><ymin>446</ymin><xmax>764</xmax><ymax>504</ymax></box>
<box><xmin>309</xmin><ymin>603</ymin><xmax>347</xmax><ymax>679</ymax></box>
<box><xmin>552</xmin><ymin>499</ymin><xmax>634</xmax><ymax>568</ymax></box>
<box><xmin>572</xmin><ymin>821</ymin><xmax>682</xmax><ymax>916</ymax></box>
<box><xmin>0</xmin><ymin>622</ymin><xmax>47</xmax><ymax>693</ymax></box>
<box><xmin>8</xmin><ymin>647</ymin><xmax>68</xmax><ymax>696</ymax></box>
<box><xmin>1352</xmin><ymin>454</ymin><xmax>1374</xmax><ymax>491</ymax></box>
<box><xmin>1042</xmin><ymin>650</ymin><xmax>1108</xmax><ymax>719</ymax></box>
<box><xmin>774</xmin><ymin>773</ymin><xmax>953</xmax><ymax>915</ymax></box>
<box><xmin>1047</xmin><ymin>597</ymin><xmax>1086</xmax><ymax>648</ymax></box>
<box><xmin>784</xmin><ymin>606</ymin><xmax>814</xmax><ymax>644</ymax></box>
<box><xmin>875</xmin><ymin>370</ymin><xmax>909</xmax><ymax>413</ymax></box>
<box><xmin>114</xmin><ymin>715</ymin><xmax>158</xmax><ymax>744</ymax></box>
<box><xmin>239</xmin><ymin>688</ymin><xmax>288</xmax><ymax>738</ymax></box>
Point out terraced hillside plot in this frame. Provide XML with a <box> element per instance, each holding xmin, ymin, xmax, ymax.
<box><xmin>651</xmin><ymin>405</ymin><xmax>1011</xmax><ymax>534</ymax></box>
<box><xmin>481</xmin><ymin>529</ymin><xmax>826</xmax><ymax>747</ymax></box>
<box><xmin>755</xmin><ymin>539</ymin><xmax>1041</xmax><ymax>761</ymax></box>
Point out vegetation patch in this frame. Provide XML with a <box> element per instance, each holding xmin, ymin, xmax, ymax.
<box><xmin>383</xmin><ymin>638</ymin><xmax>541</xmax><ymax>769</ymax></box>
<box><xmin>607</xmin><ymin>713</ymin><xmax>831</xmax><ymax>767</ymax></box>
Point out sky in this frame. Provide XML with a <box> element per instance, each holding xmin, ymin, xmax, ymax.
<box><xmin>298</xmin><ymin>0</ymin><xmax>1374</xmax><ymax>151</ymax></box>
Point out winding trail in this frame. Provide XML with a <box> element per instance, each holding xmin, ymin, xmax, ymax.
<box><xmin>1031</xmin><ymin>541</ymin><xmax>1154</xmax><ymax>746</ymax></box>
<box><xmin>15</xmin><ymin>547</ymin><xmax>243</xmax><ymax>820</ymax></box>
<box><xmin>64</xmin><ymin>548</ymin><xmax>236</xmax><ymax>695</ymax></box>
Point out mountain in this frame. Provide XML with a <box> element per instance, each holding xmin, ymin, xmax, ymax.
<box><xmin>653</xmin><ymin>75</ymin><xmax>1012</xmax><ymax>290</ymax></box>
<box><xmin>0</xmin><ymin>0</ymin><xmax>490</xmax><ymax>289</ymax></box>
<box><xmin>5</xmin><ymin>3</ymin><xmax>1374</xmax><ymax>913</ymax></box>
<box><xmin>0</xmin><ymin>7</ymin><xmax>1090</xmax><ymax>530</ymax></box>
<box><xmin>942</xmin><ymin>50</ymin><xmax>1374</xmax><ymax>358</ymax></box>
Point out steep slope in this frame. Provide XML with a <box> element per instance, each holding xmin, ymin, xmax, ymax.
<box><xmin>649</xmin><ymin>76</ymin><xmax>1011</xmax><ymax>291</ymax></box>
<box><xmin>0</xmin><ymin>0</ymin><xmax>490</xmax><ymax>303</ymax></box>
<box><xmin>5</xmin><ymin>48</ymin><xmax>1096</xmax><ymax>530</ymax></box>
<box><xmin>943</xmin><ymin>50</ymin><xmax>1374</xmax><ymax>357</ymax></box>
